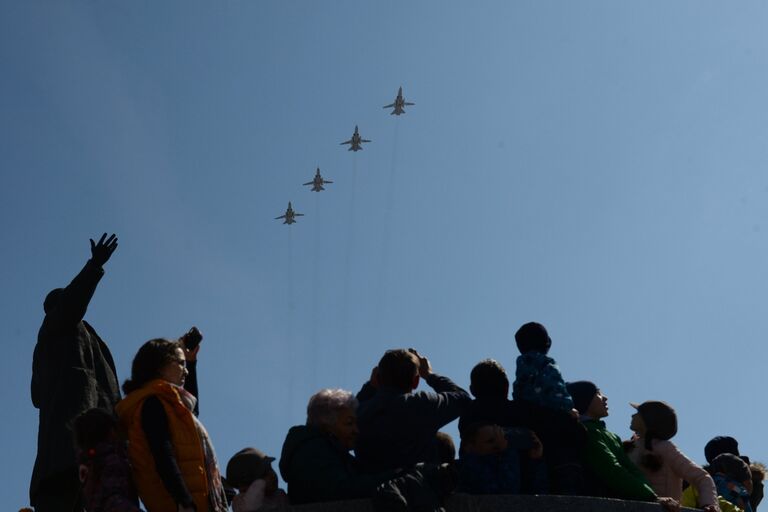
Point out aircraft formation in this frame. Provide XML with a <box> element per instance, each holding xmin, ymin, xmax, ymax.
<box><xmin>276</xmin><ymin>86</ymin><xmax>414</xmax><ymax>224</ymax></box>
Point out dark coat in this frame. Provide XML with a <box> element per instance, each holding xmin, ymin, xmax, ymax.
<box><xmin>355</xmin><ymin>374</ymin><xmax>471</xmax><ymax>473</ymax></box>
<box><xmin>30</xmin><ymin>261</ymin><xmax>121</xmax><ymax>503</ymax></box>
<box><xmin>279</xmin><ymin>425</ymin><xmax>394</xmax><ymax>505</ymax></box>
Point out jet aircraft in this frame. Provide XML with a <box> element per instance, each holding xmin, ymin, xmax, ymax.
<box><xmin>383</xmin><ymin>86</ymin><xmax>415</xmax><ymax>115</ymax></box>
<box><xmin>340</xmin><ymin>125</ymin><xmax>370</xmax><ymax>151</ymax></box>
<box><xmin>303</xmin><ymin>167</ymin><xmax>333</xmax><ymax>192</ymax></box>
<box><xmin>275</xmin><ymin>202</ymin><xmax>304</xmax><ymax>224</ymax></box>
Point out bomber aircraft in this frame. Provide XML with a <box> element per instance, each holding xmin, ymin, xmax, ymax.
<box><xmin>275</xmin><ymin>202</ymin><xmax>304</xmax><ymax>224</ymax></box>
<box><xmin>383</xmin><ymin>86</ymin><xmax>415</xmax><ymax>115</ymax></box>
<box><xmin>303</xmin><ymin>168</ymin><xmax>333</xmax><ymax>192</ymax></box>
<box><xmin>340</xmin><ymin>125</ymin><xmax>370</xmax><ymax>151</ymax></box>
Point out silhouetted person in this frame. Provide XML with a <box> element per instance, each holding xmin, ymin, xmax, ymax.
<box><xmin>30</xmin><ymin>233</ymin><xmax>121</xmax><ymax>511</ymax></box>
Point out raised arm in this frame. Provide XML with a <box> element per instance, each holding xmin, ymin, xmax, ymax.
<box><xmin>45</xmin><ymin>234</ymin><xmax>118</xmax><ymax>328</ymax></box>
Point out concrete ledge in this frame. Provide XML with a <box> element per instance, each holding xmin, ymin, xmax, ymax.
<box><xmin>291</xmin><ymin>494</ymin><xmax>698</xmax><ymax>512</ymax></box>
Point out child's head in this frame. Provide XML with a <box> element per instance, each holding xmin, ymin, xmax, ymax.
<box><xmin>377</xmin><ymin>349</ymin><xmax>420</xmax><ymax>393</ymax></box>
<box><xmin>515</xmin><ymin>322</ymin><xmax>552</xmax><ymax>355</ymax></box>
<box><xmin>630</xmin><ymin>401</ymin><xmax>677</xmax><ymax>442</ymax></box>
<box><xmin>72</xmin><ymin>408</ymin><xmax>116</xmax><ymax>451</ymax></box>
<box><xmin>566</xmin><ymin>381</ymin><xmax>607</xmax><ymax>418</ymax></box>
<box><xmin>462</xmin><ymin>422</ymin><xmax>508</xmax><ymax>456</ymax></box>
<box><xmin>712</xmin><ymin>453</ymin><xmax>753</xmax><ymax>492</ymax></box>
<box><xmin>470</xmin><ymin>359</ymin><xmax>509</xmax><ymax>399</ymax></box>
<box><xmin>226</xmin><ymin>447</ymin><xmax>278</xmax><ymax>494</ymax></box>
<box><xmin>435</xmin><ymin>432</ymin><xmax>456</xmax><ymax>464</ymax></box>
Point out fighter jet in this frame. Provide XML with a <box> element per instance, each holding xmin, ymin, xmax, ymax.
<box><xmin>275</xmin><ymin>202</ymin><xmax>304</xmax><ymax>224</ymax></box>
<box><xmin>303</xmin><ymin>167</ymin><xmax>333</xmax><ymax>192</ymax></box>
<box><xmin>383</xmin><ymin>87</ymin><xmax>415</xmax><ymax>115</ymax></box>
<box><xmin>340</xmin><ymin>125</ymin><xmax>370</xmax><ymax>151</ymax></box>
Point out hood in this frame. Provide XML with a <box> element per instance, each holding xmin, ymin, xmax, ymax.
<box><xmin>279</xmin><ymin>425</ymin><xmax>328</xmax><ymax>482</ymax></box>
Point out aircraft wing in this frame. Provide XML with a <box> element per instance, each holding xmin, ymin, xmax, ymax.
<box><xmin>404</xmin><ymin>102</ymin><xmax>415</xmax><ymax>106</ymax></box>
<box><xmin>383</xmin><ymin>103</ymin><xmax>395</xmax><ymax>109</ymax></box>
<box><xmin>275</xmin><ymin>215</ymin><xmax>286</xmax><ymax>220</ymax></box>
<box><xmin>340</xmin><ymin>139</ymin><xmax>352</xmax><ymax>145</ymax></box>
<box><xmin>325</xmin><ymin>180</ymin><xmax>334</xmax><ymax>183</ymax></box>
<box><xmin>295</xmin><ymin>213</ymin><xmax>305</xmax><ymax>216</ymax></box>
<box><xmin>302</xmin><ymin>181</ymin><xmax>313</xmax><ymax>186</ymax></box>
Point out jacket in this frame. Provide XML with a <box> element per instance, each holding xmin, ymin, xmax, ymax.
<box><xmin>355</xmin><ymin>374</ymin><xmax>471</xmax><ymax>472</ymax></box>
<box><xmin>627</xmin><ymin>437</ymin><xmax>718</xmax><ymax>508</ymax></box>
<box><xmin>279</xmin><ymin>425</ymin><xmax>393</xmax><ymax>504</ymax></box>
<box><xmin>512</xmin><ymin>352</ymin><xmax>573</xmax><ymax>412</ymax></box>
<box><xmin>116</xmin><ymin>380</ymin><xmax>208</xmax><ymax>512</ymax></box>
<box><xmin>580</xmin><ymin>419</ymin><xmax>657</xmax><ymax>501</ymax></box>
<box><xmin>30</xmin><ymin>260</ymin><xmax>121</xmax><ymax>504</ymax></box>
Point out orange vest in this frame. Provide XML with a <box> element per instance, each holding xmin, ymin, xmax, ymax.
<box><xmin>115</xmin><ymin>380</ymin><xmax>209</xmax><ymax>512</ymax></box>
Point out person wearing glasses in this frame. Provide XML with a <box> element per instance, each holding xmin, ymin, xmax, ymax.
<box><xmin>116</xmin><ymin>331</ymin><xmax>228</xmax><ymax>512</ymax></box>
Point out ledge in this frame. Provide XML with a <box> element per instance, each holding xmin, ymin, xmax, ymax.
<box><xmin>291</xmin><ymin>494</ymin><xmax>697</xmax><ymax>512</ymax></box>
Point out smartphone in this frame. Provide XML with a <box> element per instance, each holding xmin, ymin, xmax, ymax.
<box><xmin>181</xmin><ymin>327</ymin><xmax>203</xmax><ymax>351</ymax></box>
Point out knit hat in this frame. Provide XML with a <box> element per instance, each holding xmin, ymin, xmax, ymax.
<box><xmin>630</xmin><ymin>401</ymin><xmax>677</xmax><ymax>441</ymax></box>
<box><xmin>711</xmin><ymin>453</ymin><xmax>751</xmax><ymax>482</ymax></box>
<box><xmin>566</xmin><ymin>381</ymin><xmax>598</xmax><ymax>414</ymax></box>
<box><xmin>515</xmin><ymin>322</ymin><xmax>552</xmax><ymax>354</ymax></box>
<box><xmin>226</xmin><ymin>448</ymin><xmax>275</xmax><ymax>488</ymax></box>
<box><xmin>704</xmin><ymin>436</ymin><xmax>740</xmax><ymax>464</ymax></box>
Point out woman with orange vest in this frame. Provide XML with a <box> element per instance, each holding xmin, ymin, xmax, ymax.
<box><xmin>116</xmin><ymin>332</ymin><xmax>228</xmax><ymax>512</ymax></box>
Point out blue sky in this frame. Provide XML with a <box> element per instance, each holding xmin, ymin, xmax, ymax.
<box><xmin>3</xmin><ymin>1</ymin><xmax>768</xmax><ymax>507</ymax></box>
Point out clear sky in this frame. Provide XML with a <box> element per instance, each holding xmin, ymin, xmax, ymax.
<box><xmin>3</xmin><ymin>1</ymin><xmax>768</xmax><ymax>508</ymax></box>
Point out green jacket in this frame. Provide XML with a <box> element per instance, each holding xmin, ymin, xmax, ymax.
<box><xmin>279</xmin><ymin>425</ymin><xmax>394</xmax><ymax>505</ymax></box>
<box><xmin>581</xmin><ymin>419</ymin><xmax>657</xmax><ymax>501</ymax></box>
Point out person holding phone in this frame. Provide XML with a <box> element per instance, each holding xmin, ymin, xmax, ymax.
<box><xmin>116</xmin><ymin>329</ymin><xmax>228</xmax><ymax>512</ymax></box>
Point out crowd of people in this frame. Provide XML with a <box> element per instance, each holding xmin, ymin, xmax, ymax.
<box><xmin>28</xmin><ymin>235</ymin><xmax>765</xmax><ymax>512</ymax></box>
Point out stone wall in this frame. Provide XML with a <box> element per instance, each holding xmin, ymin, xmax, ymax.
<box><xmin>291</xmin><ymin>494</ymin><xmax>696</xmax><ymax>512</ymax></box>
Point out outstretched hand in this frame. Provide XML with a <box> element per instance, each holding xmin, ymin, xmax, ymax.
<box><xmin>90</xmin><ymin>233</ymin><xmax>118</xmax><ymax>266</ymax></box>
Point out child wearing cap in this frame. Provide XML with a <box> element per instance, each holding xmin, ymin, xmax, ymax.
<box><xmin>226</xmin><ymin>448</ymin><xmax>288</xmax><ymax>512</ymax></box>
<box><xmin>512</xmin><ymin>322</ymin><xmax>577</xmax><ymax>417</ymax></box>
<box><xmin>627</xmin><ymin>400</ymin><xmax>720</xmax><ymax>512</ymax></box>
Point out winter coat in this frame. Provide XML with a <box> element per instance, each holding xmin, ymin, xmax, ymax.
<box><xmin>512</xmin><ymin>352</ymin><xmax>573</xmax><ymax>412</ymax></box>
<box><xmin>116</xmin><ymin>380</ymin><xmax>209</xmax><ymax>512</ymax></box>
<box><xmin>279</xmin><ymin>425</ymin><xmax>394</xmax><ymax>505</ymax></box>
<box><xmin>77</xmin><ymin>441</ymin><xmax>142</xmax><ymax>512</ymax></box>
<box><xmin>627</xmin><ymin>437</ymin><xmax>718</xmax><ymax>508</ymax></box>
<box><xmin>580</xmin><ymin>419</ymin><xmax>657</xmax><ymax>501</ymax></box>
<box><xmin>30</xmin><ymin>260</ymin><xmax>121</xmax><ymax>504</ymax></box>
<box><xmin>681</xmin><ymin>483</ymin><xmax>743</xmax><ymax>512</ymax></box>
<box><xmin>355</xmin><ymin>374</ymin><xmax>471</xmax><ymax>472</ymax></box>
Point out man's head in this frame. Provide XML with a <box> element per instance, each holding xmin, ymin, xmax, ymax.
<box><xmin>377</xmin><ymin>349</ymin><xmax>420</xmax><ymax>393</ymax></box>
<box><xmin>306</xmin><ymin>388</ymin><xmax>359</xmax><ymax>451</ymax></box>
<box><xmin>566</xmin><ymin>381</ymin><xmax>607</xmax><ymax>418</ymax></box>
<box><xmin>515</xmin><ymin>322</ymin><xmax>552</xmax><ymax>355</ymax></box>
<box><xmin>43</xmin><ymin>288</ymin><xmax>64</xmax><ymax>315</ymax></box>
<box><xmin>470</xmin><ymin>359</ymin><xmax>509</xmax><ymax>399</ymax></box>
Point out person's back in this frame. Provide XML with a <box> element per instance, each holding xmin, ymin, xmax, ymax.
<box><xmin>511</xmin><ymin>322</ymin><xmax>575</xmax><ymax>414</ymax></box>
<box><xmin>355</xmin><ymin>349</ymin><xmax>471</xmax><ymax>473</ymax></box>
<box><xmin>31</xmin><ymin>234</ymin><xmax>121</xmax><ymax>511</ymax></box>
